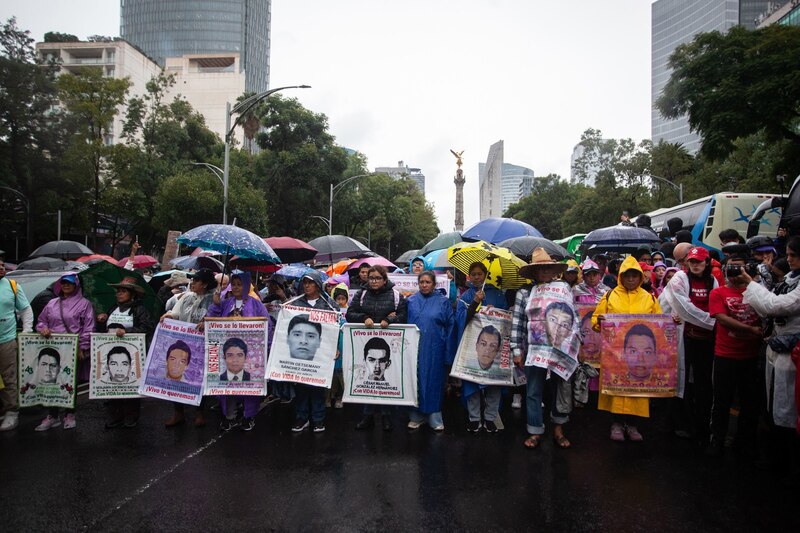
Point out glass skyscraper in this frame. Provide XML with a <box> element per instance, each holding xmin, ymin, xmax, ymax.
<box><xmin>651</xmin><ymin>1</ymin><xmax>770</xmax><ymax>153</ymax></box>
<box><xmin>120</xmin><ymin>0</ymin><xmax>271</xmax><ymax>92</ymax></box>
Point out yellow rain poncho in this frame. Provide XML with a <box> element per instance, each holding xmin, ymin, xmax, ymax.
<box><xmin>592</xmin><ymin>256</ymin><xmax>662</xmax><ymax>417</ymax></box>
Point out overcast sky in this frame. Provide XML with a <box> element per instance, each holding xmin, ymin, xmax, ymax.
<box><xmin>3</xmin><ymin>1</ymin><xmax>652</xmax><ymax>234</ymax></box>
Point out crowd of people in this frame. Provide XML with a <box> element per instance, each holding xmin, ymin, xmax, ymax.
<box><xmin>0</xmin><ymin>225</ymin><xmax>797</xmax><ymax>475</ymax></box>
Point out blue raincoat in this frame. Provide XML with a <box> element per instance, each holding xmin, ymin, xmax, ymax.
<box><xmin>407</xmin><ymin>290</ymin><xmax>455</xmax><ymax>413</ymax></box>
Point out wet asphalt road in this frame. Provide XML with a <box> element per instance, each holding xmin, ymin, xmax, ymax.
<box><xmin>1</xmin><ymin>387</ymin><xmax>798</xmax><ymax>533</ymax></box>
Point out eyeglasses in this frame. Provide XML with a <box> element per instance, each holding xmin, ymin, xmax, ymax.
<box><xmin>368</xmin><ymin>276</ymin><xmax>384</xmax><ymax>281</ymax></box>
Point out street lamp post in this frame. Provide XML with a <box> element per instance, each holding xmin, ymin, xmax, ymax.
<box><xmin>328</xmin><ymin>173</ymin><xmax>376</xmax><ymax>235</ymax></box>
<box><xmin>222</xmin><ymin>85</ymin><xmax>311</xmax><ymax>225</ymax></box>
<box><xmin>647</xmin><ymin>174</ymin><xmax>683</xmax><ymax>204</ymax></box>
<box><xmin>190</xmin><ymin>162</ymin><xmax>225</xmax><ymax>223</ymax></box>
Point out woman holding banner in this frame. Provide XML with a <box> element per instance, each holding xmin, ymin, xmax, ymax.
<box><xmin>161</xmin><ymin>268</ymin><xmax>217</xmax><ymax>428</ymax></box>
<box><xmin>592</xmin><ymin>256</ymin><xmax>663</xmax><ymax>442</ymax></box>
<box><xmin>512</xmin><ymin>249</ymin><xmax>578</xmax><ymax>449</ymax></box>
<box><xmin>34</xmin><ymin>273</ymin><xmax>96</xmax><ymax>431</ymax></box>
<box><xmin>97</xmin><ymin>277</ymin><xmax>155</xmax><ymax>428</ymax></box>
<box><xmin>207</xmin><ymin>271</ymin><xmax>269</xmax><ymax>432</ymax></box>
<box><xmin>347</xmin><ymin>265</ymin><xmax>407</xmax><ymax>431</ymax></box>
<box><xmin>407</xmin><ymin>271</ymin><xmax>455</xmax><ymax>431</ymax></box>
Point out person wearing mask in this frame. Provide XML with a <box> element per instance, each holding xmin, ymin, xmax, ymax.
<box><xmin>34</xmin><ymin>273</ymin><xmax>96</xmax><ymax>431</ymax></box>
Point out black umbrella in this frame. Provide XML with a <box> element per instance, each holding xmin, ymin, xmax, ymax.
<box><xmin>28</xmin><ymin>240</ymin><xmax>93</xmax><ymax>260</ymax></box>
<box><xmin>394</xmin><ymin>249</ymin><xmax>420</xmax><ymax>266</ymax></box>
<box><xmin>16</xmin><ymin>257</ymin><xmax>68</xmax><ymax>271</ymax></box>
<box><xmin>581</xmin><ymin>225</ymin><xmax>661</xmax><ymax>253</ymax></box>
<box><xmin>418</xmin><ymin>232</ymin><xmax>463</xmax><ymax>255</ymax></box>
<box><xmin>498</xmin><ymin>236</ymin><xmax>571</xmax><ymax>261</ymax></box>
<box><xmin>308</xmin><ymin>235</ymin><xmax>373</xmax><ymax>263</ymax></box>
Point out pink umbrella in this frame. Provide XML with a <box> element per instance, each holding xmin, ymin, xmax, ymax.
<box><xmin>348</xmin><ymin>256</ymin><xmax>398</xmax><ymax>271</ymax></box>
<box><xmin>189</xmin><ymin>247</ymin><xmax>223</xmax><ymax>257</ymax></box>
<box><xmin>118</xmin><ymin>255</ymin><xmax>159</xmax><ymax>269</ymax></box>
<box><xmin>76</xmin><ymin>254</ymin><xmax>116</xmax><ymax>264</ymax></box>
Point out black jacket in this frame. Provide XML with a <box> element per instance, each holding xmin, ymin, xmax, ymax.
<box><xmin>346</xmin><ymin>281</ymin><xmax>407</xmax><ymax>324</ymax></box>
<box><xmin>100</xmin><ymin>299</ymin><xmax>156</xmax><ymax>345</ymax></box>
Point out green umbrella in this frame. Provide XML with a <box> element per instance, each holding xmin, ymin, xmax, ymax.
<box><xmin>78</xmin><ymin>261</ymin><xmax>159</xmax><ymax>319</ymax></box>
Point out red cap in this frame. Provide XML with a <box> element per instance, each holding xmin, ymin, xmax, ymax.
<box><xmin>685</xmin><ymin>247</ymin><xmax>709</xmax><ymax>261</ymax></box>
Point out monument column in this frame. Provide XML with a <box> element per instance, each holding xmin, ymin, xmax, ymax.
<box><xmin>451</xmin><ymin>149</ymin><xmax>465</xmax><ymax>231</ymax></box>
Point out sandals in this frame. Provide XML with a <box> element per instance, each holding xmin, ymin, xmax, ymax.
<box><xmin>523</xmin><ymin>435</ymin><xmax>542</xmax><ymax>449</ymax></box>
<box><xmin>553</xmin><ymin>433</ymin><xmax>571</xmax><ymax>449</ymax></box>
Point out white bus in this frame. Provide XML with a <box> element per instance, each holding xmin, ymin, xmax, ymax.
<box><xmin>642</xmin><ymin>192</ymin><xmax>782</xmax><ymax>251</ymax></box>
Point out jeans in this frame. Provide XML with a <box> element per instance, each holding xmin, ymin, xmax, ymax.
<box><xmin>409</xmin><ymin>408</ymin><xmax>443</xmax><ymax>428</ymax></box>
<box><xmin>294</xmin><ymin>384</ymin><xmax>326</xmax><ymax>423</ymax></box>
<box><xmin>467</xmin><ymin>386</ymin><xmax>501</xmax><ymax>422</ymax></box>
<box><xmin>524</xmin><ymin>365</ymin><xmax>569</xmax><ymax>435</ymax></box>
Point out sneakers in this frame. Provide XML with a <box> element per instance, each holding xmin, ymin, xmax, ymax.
<box><xmin>626</xmin><ymin>425</ymin><xmax>644</xmax><ymax>442</ymax></box>
<box><xmin>334</xmin><ymin>399</ymin><xmax>344</xmax><ymax>409</ymax></box>
<box><xmin>312</xmin><ymin>421</ymin><xmax>326</xmax><ymax>433</ymax></box>
<box><xmin>35</xmin><ymin>415</ymin><xmax>61</xmax><ymax>432</ymax></box>
<box><xmin>484</xmin><ymin>420</ymin><xmax>499</xmax><ymax>433</ymax></box>
<box><xmin>292</xmin><ymin>419</ymin><xmax>310</xmax><ymax>432</ymax></box>
<box><xmin>610</xmin><ymin>423</ymin><xmax>625</xmax><ymax>441</ymax></box>
<box><xmin>407</xmin><ymin>419</ymin><xmax>426</xmax><ymax>430</ymax></box>
<box><xmin>511</xmin><ymin>394</ymin><xmax>522</xmax><ymax>409</ymax></box>
<box><xmin>467</xmin><ymin>420</ymin><xmax>482</xmax><ymax>433</ymax></box>
<box><xmin>220</xmin><ymin>417</ymin><xmax>240</xmax><ymax>432</ymax></box>
<box><xmin>240</xmin><ymin>417</ymin><xmax>256</xmax><ymax>432</ymax></box>
<box><xmin>62</xmin><ymin>414</ymin><xmax>76</xmax><ymax>430</ymax></box>
<box><xmin>0</xmin><ymin>412</ymin><xmax>18</xmax><ymax>431</ymax></box>
<box><xmin>431</xmin><ymin>424</ymin><xmax>445</xmax><ymax>432</ymax></box>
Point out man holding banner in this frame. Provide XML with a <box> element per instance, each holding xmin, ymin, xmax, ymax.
<box><xmin>512</xmin><ymin>248</ymin><xmax>580</xmax><ymax>450</ymax></box>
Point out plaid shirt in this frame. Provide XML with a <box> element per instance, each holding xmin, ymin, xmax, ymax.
<box><xmin>510</xmin><ymin>287</ymin><xmax>530</xmax><ymax>359</ymax></box>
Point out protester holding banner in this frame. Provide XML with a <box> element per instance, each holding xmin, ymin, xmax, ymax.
<box><xmin>207</xmin><ymin>270</ymin><xmax>268</xmax><ymax>431</ymax></box>
<box><xmin>512</xmin><ymin>249</ymin><xmax>578</xmax><ymax>449</ymax></box>
<box><xmin>34</xmin><ymin>273</ymin><xmax>96</xmax><ymax>431</ymax></box>
<box><xmin>348</xmin><ymin>265</ymin><xmax>407</xmax><ymax>431</ymax></box>
<box><xmin>281</xmin><ymin>271</ymin><xmax>339</xmax><ymax>432</ymax></box>
<box><xmin>407</xmin><ymin>271</ymin><xmax>455</xmax><ymax>431</ymax></box>
<box><xmin>592</xmin><ymin>256</ymin><xmax>663</xmax><ymax>442</ymax></box>
<box><xmin>160</xmin><ymin>268</ymin><xmax>217</xmax><ymax>428</ymax></box>
<box><xmin>659</xmin><ymin>246</ymin><xmax>717</xmax><ymax>444</ymax></box>
<box><xmin>327</xmin><ymin>283</ymin><xmax>350</xmax><ymax>409</ymax></box>
<box><xmin>96</xmin><ymin>277</ymin><xmax>155</xmax><ymax>428</ymax></box>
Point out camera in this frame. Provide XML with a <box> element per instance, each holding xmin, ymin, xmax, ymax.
<box><xmin>724</xmin><ymin>263</ymin><xmax>758</xmax><ymax>277</ymax></box>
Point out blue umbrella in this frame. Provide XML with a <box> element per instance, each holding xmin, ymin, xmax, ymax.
<box><xmin>177</xmin><ymin>224</ymin><xmax>280</xmax><ymax>263</ymax></box>
<box><xmin>275</xmin><ymin>263</ymin><xmax>330</xmax><ymax>282</ymax></box>
<box><xmin>462</xmin><ymin>218</ymin><xmax>543</xmax><ymax>244</ymax></box>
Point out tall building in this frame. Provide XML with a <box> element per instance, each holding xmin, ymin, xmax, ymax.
<box><xmin>374</xmin><ymin>161</ymin><xmax>425</xmax><ymax>195</ymax></box>
<box><xmin>477</xmin><ymin>141</ymin><xmax>534</xmax><ymax>217</ymax></box>
<box><xmin>651</xmin><ymin>0</ymin><xmax>771</xmax><ymax>153</ymax></box>
<box><xmin>569</xmin><ymin>140</ymin><xmax>610</xmax><ymax>187</ymax></box>
<box><xmin>37</xmin><ymin>40</ymin><xmax>246</xmax><ymax>144</ymax></box>
<box><xmin>756</xmin><ymin>1</ymin><xmax>800</xmax><ymax>26</ymax></box>
<box><xmin>120</xmin><ymin>0</ymin><xmax>271</xmax><ymax>93</ymax></box>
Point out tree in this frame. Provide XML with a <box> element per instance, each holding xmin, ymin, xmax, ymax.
<box><xmin>0</xmin><ymin>18</ymin><xmax>61</xmax><ymax>255</ymax></box>
<box><xmin>251</xmin><ymin>95</ymin><xmax>349</xmax><ymax>238</ymax></box>
<box><xmin>57</xmin><ymin>67</ymin><xmax>131</xmax><ymax>249</ymax></box>
<box><xmin>43</xmin><ymin>31</ymin><xmax>78</xmax><ymax>43</ymax></box>
<box><xmin>503</xmin><ymin>175</ymin><xmax>580</xmax><ymax>239</ymax></box>
<box><xmin>657</xmin><ymin>25</ymin><xmax>800</xmax><ymax>169</ymax></box>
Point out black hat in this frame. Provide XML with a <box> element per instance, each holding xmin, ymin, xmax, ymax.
<box><xmin>188</xmin><ymin>268</ymin><xmax>218</xmax><ymax>290</ymax></box>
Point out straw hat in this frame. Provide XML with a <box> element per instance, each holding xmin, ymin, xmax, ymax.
<box><xmin>519</xmin><ymin>247</ymin><xmax>568</xmax><ymax>279</ymax></box>
<box><xmin>164</xmin><ymin>271</ymin><xmax>191</xmax><ymax>288</ymax></box>
<box><xmin>109</xmin><ymin>276</ymin><xmax>145</xmax><ymax>295</ymax></box>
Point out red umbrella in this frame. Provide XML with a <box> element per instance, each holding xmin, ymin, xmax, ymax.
<box><xmin>117</xmin><ymin>255</ymin><xmax>159</xmax><ymax>269</ymax></box>
<box><xmin>76</xmin><ymin>254</ymin><xmax>116</xmax><ymax>264</ymax></box>
<box><xmin>264</xmin><ymin>236</ymin><xmax>317</xmax><ymax>264</ymax></box>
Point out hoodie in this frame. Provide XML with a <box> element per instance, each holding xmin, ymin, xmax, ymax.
<box><xmin>36</xmin><ymin>274</ymin><xmax>96</xmax><ymax>351</ymax></box>
<box><xmin>592</xmin><ymin>256</ymin><xmax>661</xmax><ymax>333</ymax></box>
<box><xmin>207</xmin><ymin>271</ymin><xmax>268</xmax><ymax>319</ymax></box>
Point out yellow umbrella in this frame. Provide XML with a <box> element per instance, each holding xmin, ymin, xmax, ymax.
<box><xmin>447</xmin><ymin>240</ymin><xmax>530</xmax><ymax>289</ymax></box>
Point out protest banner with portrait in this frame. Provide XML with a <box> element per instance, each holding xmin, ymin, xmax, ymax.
<box><xmin>342</xmin><ymin>324</ymin><xmax>419</xmax><ymax>406</ymax></box>
<box><xmin>205</xmin><ymin>318</ymin><xmax>268</xmax><ymax>396</ymax></box>
<box><xmin>17</xmin><ymin>333</ymin><xmax>78</xmax><ymax>408</ymax></box>
<box><xmin>450</xmin><ymin>307</ymin><xmax>513</xmax><ymax>386</ymax></box>
<box><xmin>387</xmin><ymin>273</ymin><xmax>450</xmax><ymax>299</ymax></box>
<box><xmin>600</xmin><ymin>314</ymin><xmax>679</xmax><ymax>397</ymax></box>
<box><xmin>266</xmin><ymin>305</ymin><xmax>340</xmax><ymax>388</ymax></box>
<box><xmin>139</xmin><ymin>319</ymin><xmax>205</xmax><ymax>406</ymax></box>
<box><xmin>524</xmin><ymin>283</ymin><xmax>582</xmax><ymax>380</ymax></box>
<box><xmin>89</xmin><ymin>333</ymin><xmax>146</xmax><ymax>399</ymax></box>
<box><xmin>577</xmin><ymin>304</ymin><xmax>602</xmax><ymax>368</ymax></box>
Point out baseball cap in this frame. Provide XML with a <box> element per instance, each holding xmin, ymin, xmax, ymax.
<box><xmin>685</xmin><ymin>247</ymin><xmax>709</xmax><ymax>261</ymax></box>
